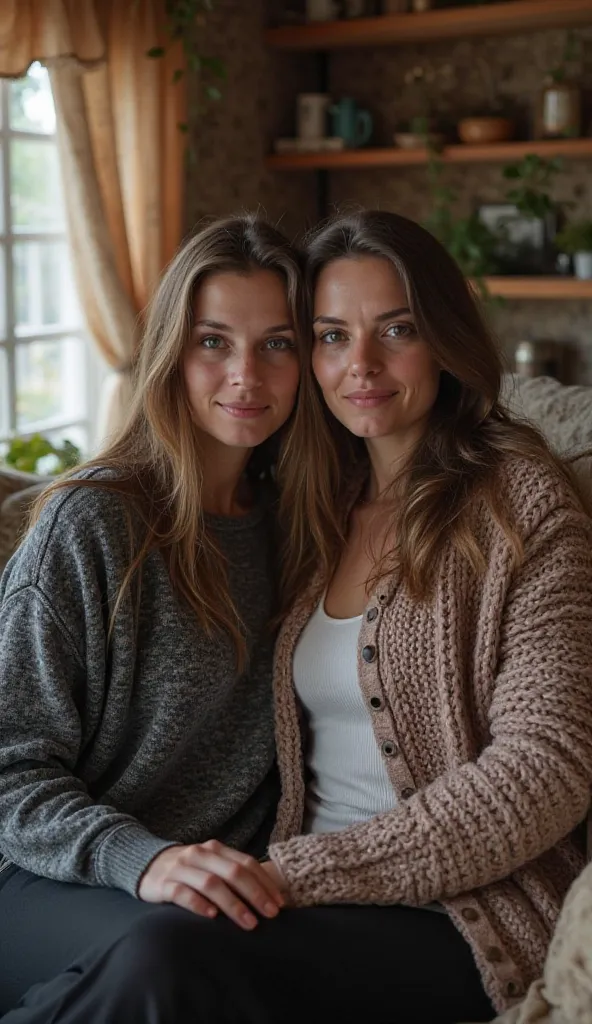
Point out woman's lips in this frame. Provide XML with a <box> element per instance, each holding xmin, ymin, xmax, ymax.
<box><xmin>345</xmin><ymin>390</ymin><xmax>397</xmax><ymax>408</ymax></box>
<box><xmin>217</xmin><ymin>403</ymin><xmax>269</xmax><ymax>419</ymax></box>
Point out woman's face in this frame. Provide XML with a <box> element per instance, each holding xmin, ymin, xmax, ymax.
<box><xmin>312</xmin><ymin>255</ymin><xmax>440</xmax><ymax>445</ymax></box>
<box><xmin>184</xmin><ymin>269</ymin><xmax>300</xmax><ymax>450</ymax></box>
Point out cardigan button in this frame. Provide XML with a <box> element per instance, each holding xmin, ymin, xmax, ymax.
<box><xmin>370</xmin><ymin>696</ymin><xmax>383</xmax><ymax>710</ymax></box>
<box><xmin>461</xmin><ymin>907</ymin><xmax>479</xmax><ymax>922</ymax></box>
<box><xmin>485</xmin><ymin>946</ymin><xmax>504</xmax><ymax>963</ymax></box>
<box><xmin>401</xmin><ymin>787</ymin><xmax>415</xmax><ymax>799</ymax></box>
<box><xmin>366</xmin><ymin>607</ymin><xmax>378</xmax><ymax>622</ymax></box>
<box><xmin>361</xmin><ymin>645</ymin><xmax>376</xmax><ymax>663</ymax></box>
<box><xmin>506</xmin><ymin>981</ymin><xmax>521</xmax><ymax>998</ymax></box>
<box><xmin>381</xmin><ymin>740</ymin><xmax>398</xmax><ymax>757</ymax></box>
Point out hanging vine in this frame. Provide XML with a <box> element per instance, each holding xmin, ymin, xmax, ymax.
<box><xmin>146</xmin><ymin>0</ymin><xmax>225</xmax><ymax>135</ymax></box>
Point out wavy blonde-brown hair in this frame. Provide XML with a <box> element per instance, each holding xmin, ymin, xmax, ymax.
<box><xmin>277</xmin><ymin>209</ymin><xmax>585</xmax><ymax>609</ymax></box>
<box><xmin>32</xmin><ymin>213</ymin><xmax>308</xmax><ymax>663</ymax></box>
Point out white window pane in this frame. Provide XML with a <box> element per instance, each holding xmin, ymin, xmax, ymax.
<box><xmin>15</xmin><ymin>337</ymin><xmax>86</xmax><ymax>431</ymax></box>
<box><xmin>10</xmin><ymin>64</ymin><xmax>55</xmax><ymax>135</ymax></box>
<box><xmin>0</xmin><ymin>347</ymin><xmax>9</xmax><ymax>436</ymax></box>
<box><xmin>0</xmin><ymin>245</ymin><xmax>6</xmax><ymax>338</ymax></box>
<box><xmin>10</xmin><ymin>139</ymin><xmax>65</xmax><ymax>232</ymax></box>
<box><xmin>13</xmin><ymin>241</ymin><xmax>80</xmax><ymax>335</ymax></box>
<box><xmin>0</xmin><ymin>143</ymin><xmax>4</xmax><ymax>233</ymax></box>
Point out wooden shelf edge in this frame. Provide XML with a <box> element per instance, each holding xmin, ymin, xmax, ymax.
<box><xmin>484</xmin><ymin>277</ymin><xmax>592</xmax><ymax>299</ymax></box>
<box><xmin>265</xmin><ymin>0</ymin><xmax>592</xmax><ymax>50</ymax></box>
<box><xmin>265</xmin><ymin>137</ymin><xmax>592</xmax><ymax>171</ymax></box>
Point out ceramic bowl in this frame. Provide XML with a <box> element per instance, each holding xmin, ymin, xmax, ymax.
<box><xmin>457</xmin><ymin>117</ymin><xmax>514</xmax><ymax>145</ymax></box>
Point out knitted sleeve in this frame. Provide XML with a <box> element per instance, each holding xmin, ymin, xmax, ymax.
<box><xmin>269</xmin><ymin>502</ymin><xmax>592</xmax><ymax>908</ymax></box>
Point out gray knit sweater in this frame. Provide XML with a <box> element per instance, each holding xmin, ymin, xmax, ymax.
<box><xmin>0</xmin><ymin>473</ymin><xmax>278</xmax><ymax>896</ymax></box>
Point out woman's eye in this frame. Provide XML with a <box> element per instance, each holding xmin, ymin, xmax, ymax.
<box><xmin>200</xmin><ymin>335</ymin><xmax>225</xmax><ymax>350</ymax></box>
<box><xmin>319</xmin><ymin>329</ymin><xmax>345</xmax><ymax>344</ymax></box>
<box><xmin>386</xmin><ymin>323</ymin><xmax>415</xmax><ymax>339</ymax></box>
<box><xmin>266</xmin><ymin>337</ymin><xmax>295</xmax><ymax>351</ymax></box>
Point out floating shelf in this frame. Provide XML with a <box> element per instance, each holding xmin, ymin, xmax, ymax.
<box><xmin>484</xmin><ymin>277</ymin><xmax>592</xmax><ymax>299</ymax></box>
<box><xmin>266</xmin><ymin>136</ymin><xmax>592</xmax><ymax>171</ymax></box>
<box><xmin>265</xmin><ymin>0</ymin><xmax>592</xmax><ymax>51</ymax></box>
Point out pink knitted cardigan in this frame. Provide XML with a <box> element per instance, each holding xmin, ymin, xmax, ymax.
<box><xmin>269</xmin><ymin>457</ymin><xmax>592</xmax><ymax>1014</ymax></box>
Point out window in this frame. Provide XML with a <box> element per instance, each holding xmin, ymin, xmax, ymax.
<box><xmin>0</xmin><ymin>63</ymin><xmax>91</xmax><ymax>458</ymax></box>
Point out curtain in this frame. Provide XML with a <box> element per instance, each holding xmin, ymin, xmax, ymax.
<box><xmin>0</xmin><ymin>0</ymin><xmax>187</xmax><ymax>442</ymax></box>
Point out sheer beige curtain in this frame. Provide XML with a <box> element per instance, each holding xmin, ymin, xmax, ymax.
<box><xmin>0</xmin><ymin>0</ymin><xmax>187</xmax><ymax>442</ymax></box>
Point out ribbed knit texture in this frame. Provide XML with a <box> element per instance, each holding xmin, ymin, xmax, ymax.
<box><xmin>293</xmin><ymin>600</ymin><xmax>395</xmax><ymax>834</ymax></box>
<box><xmin>269</xmin><ymin>456</ymin><xmax>592</xmax><ymax>1013</ymax></box>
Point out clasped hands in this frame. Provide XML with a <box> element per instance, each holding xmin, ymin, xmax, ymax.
<box><xmin>139</xmin><ymin>839</ymin><xmax>290</xmax><ymax>930</ymax></box>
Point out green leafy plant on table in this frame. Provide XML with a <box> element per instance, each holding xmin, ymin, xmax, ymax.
<box><xmin>4</xmin><ymin>434</ymin><xmax>81</xmax><ymax>476</ymax></box>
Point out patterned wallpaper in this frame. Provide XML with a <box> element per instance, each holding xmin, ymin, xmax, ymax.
<box><xmin>185</xmin><ymin>0</ymin><xmax>318</xmax><ymax>239</ymax></box>
<box><xmin>186</xmin><ymin>7</ymin><xmax>592</xmax><ymax>382</ymax></box>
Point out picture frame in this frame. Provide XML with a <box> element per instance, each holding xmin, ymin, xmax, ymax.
<box><xmin>476</xmin><ymin>202</ymin><xmax>558</xmax><ymax>275</ymax></box>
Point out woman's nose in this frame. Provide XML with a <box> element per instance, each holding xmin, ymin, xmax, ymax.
<box><xmin>228</xmin><ymin>352</ymin><xmax>262</xmax><ymax>389</ymax></box>
<box><xmin>349</xmin><ymin>336</ymin><xmax>382</xmax><ymax>378</ymax></box>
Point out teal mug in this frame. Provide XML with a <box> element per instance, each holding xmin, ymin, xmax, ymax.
<box><xmin>329</xmin><ymin>98</ymin><xmax>373</xmax><ymax>148</ymax></box>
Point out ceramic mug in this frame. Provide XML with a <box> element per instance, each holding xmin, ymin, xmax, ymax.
<box><xmin>330</xmin><ymin>98</ymin><xmax>373</xmax><ymax>147</ymax></box>
<box><xmin>297</xmin><ymin>93</ymin><xmax>331</xmax><ymax>140</ymax></box>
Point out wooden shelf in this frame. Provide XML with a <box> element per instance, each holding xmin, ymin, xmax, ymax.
<box><xmin>266</xmin><ymin>136</ymin><xmax>592</xmax><ymax>171</ymax></box>
<box><xmin>266</xmin><ymin>0</ymin><xmax>592</xmax><ymax>51</ymax></box>
<box><xmin>484</xmin><ymin>277</ymin><xmax>592</xmax><ymax>299</ymax></box>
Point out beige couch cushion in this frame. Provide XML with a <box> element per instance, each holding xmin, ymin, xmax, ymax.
<box><xmin>502</xmin><ymin>375</ymin><xmax>592</xmax><ymax>456</ymax></box>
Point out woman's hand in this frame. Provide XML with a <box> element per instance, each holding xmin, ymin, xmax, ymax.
<box><xmin>138</xmin><ymin>839</ymin><xmax>285</xmax><ymax>929</ymax></box>
<box><xmin>260</xmin><ymin>860</ymin><xmax>292</xmax><ymax>903</ymax></box>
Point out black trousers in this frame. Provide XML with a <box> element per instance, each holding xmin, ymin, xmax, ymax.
<box><xmin>0</xmin><ymin>866</ymin><xmax>494</xmax><ymax>1024</ymax></box>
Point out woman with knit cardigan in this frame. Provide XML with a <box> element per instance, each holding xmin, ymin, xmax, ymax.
<box><xmin>13</xmin><ymin>211</ymin><xmax>590</xmax><ymax>1024</ymax></box>
<box><xmin>260</xmin><ymin>211</ymin><xmax>592</xmax><ymax>1021</ymax></box>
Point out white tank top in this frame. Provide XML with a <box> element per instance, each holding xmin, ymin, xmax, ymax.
<box><xmin>293</xmin><ymin>598</ymin><xmax>396</xmax><ymax>835</ymax></box>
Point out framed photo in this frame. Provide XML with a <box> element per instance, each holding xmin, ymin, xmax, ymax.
<box><xmin>477</xmin><ymin>202</ymin><xmax>557</xmax><ymax>275</ymax></box>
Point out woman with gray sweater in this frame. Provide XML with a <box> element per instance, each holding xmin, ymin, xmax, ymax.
<box><xmin>0</xmin><ymin>214</ymin><xmax>309</xmax><ymax>1017</ymax></box>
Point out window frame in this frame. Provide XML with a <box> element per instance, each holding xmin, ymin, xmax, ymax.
<box><xmin>0</xmin><ymin>67</ymin><xmax>93</xmax><ymax>453</ymax></box>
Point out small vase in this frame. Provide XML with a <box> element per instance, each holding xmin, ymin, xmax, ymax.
<box><xmin>536</xmin><ymin>79</ymin><xmax>581</xmax><ymax>139</ymax></box>
<box><xmin>573</xmin><ymin>251</ymin><xmax>592</xmax><ymax>280</ymax></box>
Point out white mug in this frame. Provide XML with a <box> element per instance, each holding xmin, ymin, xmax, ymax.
<box><xmin>306</xmin><ymin>0</ymin><xmax>339</xmax><ymax>22</ymax></box>
<box><xmin>296</xmin><ymin>93</ymin><xmax>331</xmax><ymax>140</ymax></box>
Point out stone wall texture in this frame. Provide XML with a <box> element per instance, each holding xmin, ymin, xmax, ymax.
<box><xmin>186</xmin><ymin>7</ymin><xmax>592</xmax><ymax>381</ymax></box>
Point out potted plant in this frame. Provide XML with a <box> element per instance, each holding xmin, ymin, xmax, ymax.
<box><xmin>554</xmin><ymin>220</ymin><xmax>592</xmax><ymax>280</ymax></box>
<box><xmin>395</xmin><ymin>63</ymin><xmax>453</xmax><ymax>149</ymax></box>
<box><xmin>501</xmin><ymin>153</ymin><xmax>563</xmax><ymax>273</ymax></box>
<box><xmin>536</xmin><ymin>31</ymin><xmax>582</xmax><ymax>140</ymax></box>
<box><xmin>4</xmin><ymin>434</ymin><xmax>81</xmax><ymax>476</ymax></box>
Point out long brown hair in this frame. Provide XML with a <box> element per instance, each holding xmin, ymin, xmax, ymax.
<box><xmin>278</xmin><ymin>209</ymin><xmax>583</xmax><ymax>608</ymax></box>
<box><xmin>33</xmin><ymin>213</ymin><xmax>308</xmax><ymax>662</ymax></box>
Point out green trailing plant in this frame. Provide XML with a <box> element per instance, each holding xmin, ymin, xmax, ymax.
<box><xmin>145</xmin><ymin>0</ymin><xmax>225</xmax><ymax>134</ymax></box>
<box><xmin>424</xmin><ymin>144</ymin><xmax>498</xmax><ymax>288</ymax></box>
<box><xmin>4</xmin><ymin>434</ymin><xmax>81</xmax><ymax>476</ymax></box>
<box><xmin>502</xmin><ymin>154</ymin><xmax>562</xmax><ymax>220</ymax></box>
<box><xmin>555</xmin><ymin>219</ymin><xmax>592</xmax><ymax>255</ymax></box>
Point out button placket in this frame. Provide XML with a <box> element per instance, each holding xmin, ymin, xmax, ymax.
<box><xmin>357</xmin><ymin>601</ymin><xmax>417</xmax><ymax>798</ymax></box>
<box><xmin>446</xmin><ymin>897</ymin><xmax>525</xmax><ymax>1005</ymax></box>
